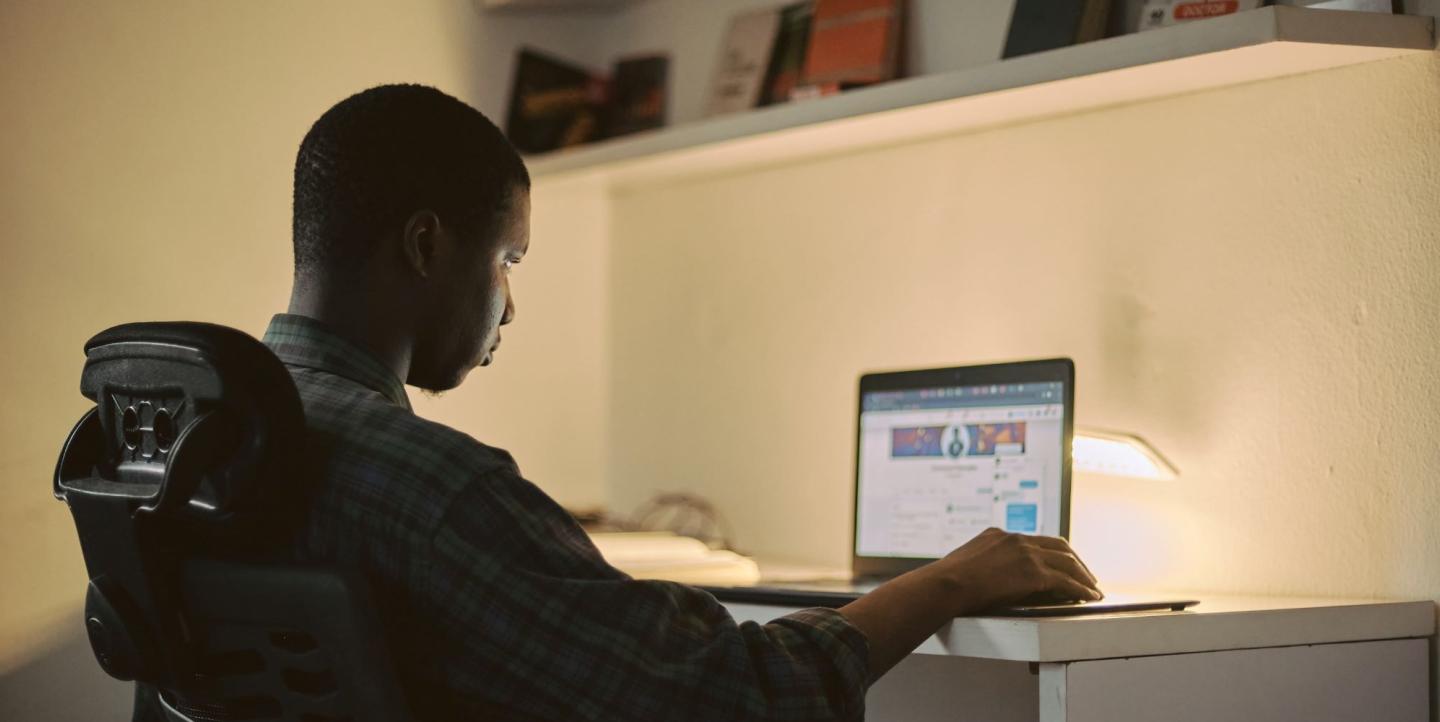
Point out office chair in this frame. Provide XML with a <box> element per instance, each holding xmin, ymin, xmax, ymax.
<box><xmin>54</xmin><ymin>322</ymin><xmax>410</xmax><ymax>722</ymax></box>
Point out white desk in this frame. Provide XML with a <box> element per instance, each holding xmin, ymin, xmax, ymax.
<box><xmin>723</xmin><ymin>595</ymin><xmax>1436</xmax><ymax>722</ymax></box>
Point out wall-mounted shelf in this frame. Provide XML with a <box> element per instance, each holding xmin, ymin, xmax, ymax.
<box><xmin>480</xmin><ymin>0</ymin><xmax>637</xmax><ymax>12</ymax></box>
<box><xmin>527</xmin><ymin>7</ymin><xmax>1434</xmax><ymax>188</ymax></box>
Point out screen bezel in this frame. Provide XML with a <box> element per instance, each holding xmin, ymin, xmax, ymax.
<box><xmin>851</xmin><ymin>358</ymin><xmax>1075</xmax><ymax>578</ymax></box>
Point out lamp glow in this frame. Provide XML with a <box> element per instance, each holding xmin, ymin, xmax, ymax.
<box><xmin>1073</xmin><ymin>428</ymin><xmax>1177</xmax><ymax>480</ymax></box>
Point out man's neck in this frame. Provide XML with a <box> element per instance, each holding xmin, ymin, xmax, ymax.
<box><xmin>287</xmin><ymin>284</ymin><xmax>413</xmax><ymax>385</ymax></box>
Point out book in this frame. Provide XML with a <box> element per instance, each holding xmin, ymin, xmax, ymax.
<box><xmin>505</xmin><ymin>48</ymin><xmax>606</xmax><ymax>154</ymax></box>
<box><xmin>588</xmin><ymin>531</ymin><xmax>762</xmax><ymax>586</ymax></box>
<box><xmin>1266</xmin><ymin>0</ymin><xmax>1396</xmax><ymax>12</ymax></box>
<box><xmin>1111</xmin><ymin>0</ymin><xmax>1152</xmax><ymax>35</ymax></box>
<box><xmin>706</xmin><ymin>7</ymin><xmax>783</xmax><ymax>117</ymax></box>
<box><xmin>759</xmin><ymin>1</ymin><xmax>816</xmax><ymax>107</ymax></box>
<box><xmin>1002</xmin><ymin>0</ymin><xmax>1111</xmax><ymax>58</ymax></box>
<box><xmin>604</xmin><ymin>54</ymin><xmax>669</xmax><ymax>139</ymax></box>
<box><xmin>799</xmin><ymin>0</ymin><xmax>904</xmax><ymax>90</ymax></box>
<box><xmin>1135</xmin><ymin>0</ymin><xmax>1265</xmax><ymax>31</ymax></box>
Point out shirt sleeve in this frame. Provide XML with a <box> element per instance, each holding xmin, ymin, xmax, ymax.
<box><xmin>415</xmin><ymin>468</ymin><xmax>870</xmax><ymax>721</ymax></box>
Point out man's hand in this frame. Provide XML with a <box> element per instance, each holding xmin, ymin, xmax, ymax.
<box><xmin>924</xmin><ymin>527</ymin><xmax>1101</xmax><ymax>615</ymax></box>
<box><xmin>838</xmin><ymin>528</ymin><xmax>1101</xmax><ymax>682</ymax></box>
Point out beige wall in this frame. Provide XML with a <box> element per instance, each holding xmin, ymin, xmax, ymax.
<box><xmin>606</xmin><ymin>52</ymin><xmax>1440</xmax><ymax>598</ymax></box>
<box><xmin>0</xmin><ymin>0</ymin><xmax>611</xmax><ymax>683</ymax></box>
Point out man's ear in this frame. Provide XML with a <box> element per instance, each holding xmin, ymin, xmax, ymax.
<box><xmin>401</xmin><ymin>210</ymin><xmax>443</xmax><ymax>278</ymax></box>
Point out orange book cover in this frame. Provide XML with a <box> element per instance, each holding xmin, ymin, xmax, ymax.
<box><xmin>801</xmin><ymin>0</ymin><xmax>902</xmax><ymax>86</ymax></box>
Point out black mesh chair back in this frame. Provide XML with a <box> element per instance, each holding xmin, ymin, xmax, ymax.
<box><xmin>54</xmin><ymin>322</ymin><xmax>409</xmax><ymax>722</ymax></box>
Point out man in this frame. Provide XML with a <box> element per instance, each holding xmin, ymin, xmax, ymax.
<box><xmin>265</xmin><ymin>84</ymin><xmax>1101</xmax><ymax>720</ymax></box>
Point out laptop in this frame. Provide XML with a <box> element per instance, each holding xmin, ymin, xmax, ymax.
<box><xmin>701</xmin><ymin>358</ymin><xmax>1197</xmax><ymax>617</ymax></box>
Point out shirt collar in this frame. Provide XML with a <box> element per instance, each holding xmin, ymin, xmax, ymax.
<box><xmin>262</xmin><ymin>313</ymin><xmax>411</xmax><ymax>410</ymax></box>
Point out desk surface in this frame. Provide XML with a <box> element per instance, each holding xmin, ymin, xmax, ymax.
<box><xmin>724</xmin><ymin>594</ymin><xmax>1436</xmax><ymax>663</ymax></box>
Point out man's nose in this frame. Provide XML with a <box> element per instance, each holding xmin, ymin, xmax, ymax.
<box><xmin>500</xmin><ymin>291</ymin><xmax>515</xmax><ymax>326</ymax></box>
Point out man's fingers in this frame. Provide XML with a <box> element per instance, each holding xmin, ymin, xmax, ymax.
<box><xmin>1024</xmin><ymin>536</ymin><xmax>1100</xmax><ymax>588</ymax></box>
<box><xmin>1035</xmin><ymin>548</ymin><xmax>1099</xmax><ymax>588</ymax></box>
<box><xmin>1024</xmin><ymin>534</ymin><xmax>1074</xmax><ymax>553</ymax></box>
<box><xmin>1045</xmin><ymin>571</ymin><xmax>1103</xmax><ymax>602</ymax></box>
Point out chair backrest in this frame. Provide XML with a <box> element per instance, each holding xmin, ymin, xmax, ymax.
<box><xmin>54</xmin><ymin>322</ymin><xmax>409</xmax><ymax>722</ymax></box>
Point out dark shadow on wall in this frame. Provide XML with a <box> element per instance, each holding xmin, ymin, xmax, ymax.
<box><xmin>0</xmin><ymin>622</ymin><xmax>134</xmax><ymax>722</ymax></box>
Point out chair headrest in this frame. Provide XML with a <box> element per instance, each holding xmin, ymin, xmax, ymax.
<box><xmin>67</xmin><ymin>321</ymin><xmax>304</xmax><ymax>532</ymax></box>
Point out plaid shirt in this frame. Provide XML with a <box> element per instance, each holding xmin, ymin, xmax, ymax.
<box><xmin>260</xmin><ymin>314</ymin><xmax>870</xmax><ymax>721</ymax></box>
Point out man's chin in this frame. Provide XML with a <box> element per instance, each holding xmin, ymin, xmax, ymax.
<box><xmin>412</xmin><ymin>367</ymin><xmax>470</xmax><ymax>396</ymax></box>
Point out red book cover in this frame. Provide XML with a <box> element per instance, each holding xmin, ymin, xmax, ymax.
<box><xmin>800</xmin><ymin>0</ymin><xmax>902</xmax><ymax>87</ymax></box>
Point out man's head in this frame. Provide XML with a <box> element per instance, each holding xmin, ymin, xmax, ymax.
<box><xmin>292</xmin><ymin>84</ymin><xmax>530</xmax><ymax>392</ymax></box>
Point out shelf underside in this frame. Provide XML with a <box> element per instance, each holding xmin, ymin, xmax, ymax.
<box><xmin>528</xmin><ymin>7</ymin><xmax>1435</xmax><ymax>189</ymax></box>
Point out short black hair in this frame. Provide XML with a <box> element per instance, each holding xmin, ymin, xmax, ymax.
<box><xmin>292</xmin><ymin>84</ymin><xmax>529</xmax><ymax>279</ymax></box>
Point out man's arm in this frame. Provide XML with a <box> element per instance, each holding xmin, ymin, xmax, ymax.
<box><xmin>839</xmin><ymin>528</ymin><xmax>1102</xmax><ymax>678</ymax></box>
<box><xmin>418</xmin><ymin>469</ymin><xmax>870</xmax><ymax>722</ymax></box>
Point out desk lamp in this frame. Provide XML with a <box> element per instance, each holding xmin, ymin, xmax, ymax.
<box><xmin>1073</xmin><ymin>428</ymin><xmax>1178</xmax><ymax>480</ymax></box>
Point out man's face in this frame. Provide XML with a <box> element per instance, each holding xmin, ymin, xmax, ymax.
<box><xmin>409</xmin><ymin>188</ymin><xmax>530</xmax><ymax>392</ymax></box>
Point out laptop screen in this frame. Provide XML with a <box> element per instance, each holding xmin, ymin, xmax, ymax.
<box><xmin>855</xmin><ymin>380</ymin><xmax>1067</xmax><ymax>560</ymax></box>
